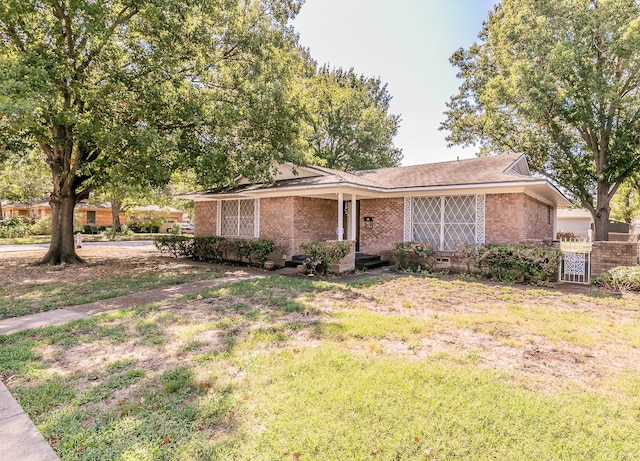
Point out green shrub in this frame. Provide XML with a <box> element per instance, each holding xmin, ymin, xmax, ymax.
<box><xmin>0</xmin><ymin>216</ymin><xmax>32</xmax><ymax>238</ymax></box>
<box><xmin>474</xmin><ymin>243</ymin><xmax>561</xmax><ymax>284</ymax></box>
<box><xmin>193</xmin><ymin>236</ymin><xmax>225</xmax><ymax>262</ymax></box>
<box><xmin>154</xmin><ymin>235</ymin><xmax>194</xmax><ymax>258</ymax></box>
<box><xmin>300</xmin><ymin>241</ymin><xmax>351</xmax><ymax>274</ymax></box>
<box><xmin>31</xmin><ymin>215</ymin><xmax>52</xmax><ymax>235</ymax></box>
<box><xmin>154</xmin><ymin>235</ymin><xmax>275</xmax><ymax>266</ymax></box>
<box><xmin>128</xmin><ymin>214</ymin><xmax>163</xmax><ymax>233</ymax></box>
<box><xmin>103</xmin><ymin>225</ymin><xmax>134</xmax><ymax>239</ymax></box>
<box><xmin>596</xmin><ymin>266</ymin><xmax>640</xmax><ymax>292</ymax></box>
<box><xmin>169</xmin><ymin>222</ymin><xmax>181</xmax><ymax>234</ymax></box>
<box><xmin>391</xmin><ymin>242</ymin><xmax>436</xmax><ymax>272</ymax></box>
<box><xmin>247</xmin><ymin>239</ymin><xmax>276</xmax><ymax>263</ymax></box>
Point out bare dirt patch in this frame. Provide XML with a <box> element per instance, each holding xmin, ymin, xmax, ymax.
<box><xmin>6</xmin><ymin>268</ymin><xmax>640</xmax><ymax>399</ymax></box>
<box><xmin>0</xmin><ymin>245</ymin><xmax>212</xmax><ymax>287</ymax></box>
<box><xmin>333</xmin><ymin>276</ymin><xmax>640</xmax><ymax>392</ymax></box>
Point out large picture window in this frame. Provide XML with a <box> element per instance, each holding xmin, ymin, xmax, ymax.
<box><xmin>221</xmin><ymin>199</ymin><xmax>256</xmax><ymax>237</ymax></box>
<box><xmin>411</xmin><ymin>196</ymin><xmax>479</xmax><ymax>251</ymax></box>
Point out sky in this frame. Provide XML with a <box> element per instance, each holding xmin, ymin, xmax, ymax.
<box><xmin>291</xmin><ymin>0</ymin><xmax>499</xmax><ymax>166</ymax></box>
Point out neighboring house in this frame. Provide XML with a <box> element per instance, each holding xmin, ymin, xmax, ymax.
<box><xmin>2</xmin><ymin>201</ymin><xmax>185</xmax><ymax>228</ymax></box>
<box><xmin>556</xmin><ymin>208</ymin><xmax>593</xmax><ymax>240</ymax></box>
<box><xmin>1</xmin><ymin>202</ymin><xmax>32</xmax><ymax>220</ymax></box>
<box><xmin>556</xmin><ymin>208</ymin><xmax>633</xmax><ymax>241</ymax></box>
<box><xmin>182</xmin><ymin>154</ymin><xmax>571</xmax><ymax>264</ymax></box>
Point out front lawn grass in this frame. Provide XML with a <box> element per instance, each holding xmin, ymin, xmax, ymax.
<box><xmin>0</xmin><ymin>264</ymin><xmax>221</xmax><ymax>319</ymax></box>
<box><xmin>1</xmin><ymin>275</ymin><xmax>640</xmax><ymax>460</ymax></box>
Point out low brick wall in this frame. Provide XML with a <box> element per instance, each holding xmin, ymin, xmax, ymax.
<box><xmin>608</xmin><ymin>233</ymin><xmax>637</xmax><ymax>243</ymax></box>
<box><xmin>591</xmin><ymin>241</ymin><xmax>639</xmax><ymax>277</ymax></box>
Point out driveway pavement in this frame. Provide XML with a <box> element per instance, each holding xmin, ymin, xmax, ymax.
<box><xmin>0</xmin><ymin>240</ymin><xmax>156</xmax><ymax>253</ymax></box>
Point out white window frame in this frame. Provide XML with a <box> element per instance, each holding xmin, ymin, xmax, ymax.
<box><xmin>218</xmin><ymin>199</ymin><xmax>259</xmax><ymax>238</ymax></box>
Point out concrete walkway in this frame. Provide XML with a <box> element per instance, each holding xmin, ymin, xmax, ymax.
<box><xmin>0</xmin><ymin>269</ymin><xmax>267</xmax><ymax>460</ymax></box>
<box><xmin>0</xmin><ymin>270</ymin><xmax>267</xmax><ymax>336</ymax></box>
<box><xmin>0</xmin><ymin>381</ymin><xmax>58</xmax><ymax>461</ymax></box>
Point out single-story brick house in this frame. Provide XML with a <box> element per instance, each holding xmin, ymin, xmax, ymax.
<box><xmin>2</xmin><ymin>201</ymin><xmax>185</xmax><ymax>229</ymax></box>
<box><xmin>182</xmin><ymin>154</ymin><xmax>571</xmax><ymax>266</ymax></box>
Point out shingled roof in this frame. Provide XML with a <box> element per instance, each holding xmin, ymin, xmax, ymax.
<box><xmin>341</xmin><ymin>154</ymin><xmax>533</xmax><ymax>188</ymax></box>
<box><xmin>180</xmin><ymin>154</ymin><xmax>570</xmax><ymax>206</ymax></box>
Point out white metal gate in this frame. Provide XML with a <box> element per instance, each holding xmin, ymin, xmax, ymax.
<box><xmin>559</xmin><ymin>240</ymin><xmax>592</xmax><ymax>284</ymax></box>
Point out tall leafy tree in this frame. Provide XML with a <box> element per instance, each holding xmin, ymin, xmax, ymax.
<box><xmin>0</xmin><ymin>0</ymin><xmax>304</xmax><ymax>264</ymax></box>
<box><xmin>306</xmin><ymin>66</ymin><xmax>402</xmax><ymax>171</ymax></box>
<box><xmin>1</xmin><ymin>151</ymin><xmax>51</xmax><ymax>206</ymax></box>
<box><xmin>441</xmin><ymin>0</ymin><xmax>640</xmax><ymax>240</ymax></box>
<box><xmin>0</xmin><ymin>148</ymin><xmax>51</xmax><ymax>214</ymax></box>
<box><xmin>610</xmin><ymin>175</ymin><xmax>640</xmax><ymax>224</ymax></box>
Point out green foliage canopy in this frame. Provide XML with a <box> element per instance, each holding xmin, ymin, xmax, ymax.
<box><xmin>0</xmin><ymin>0</ymin><xmax>305</xmax><ymax>263</ymax></box>
<box><xmin>441</xmin><ymin>0</ymin><xmax>640</xmax><ymax>240</ymax></box>
<box><xmin>305</xmin><ymin>66</ymin><xmax>402</xmax><ymax>171</ymax></box>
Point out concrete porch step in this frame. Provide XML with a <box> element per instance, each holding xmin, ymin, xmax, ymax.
<box><xmin>355</xmin><ymin>253</ymin><xmax>389</xmax><ymax>271</ymax></box>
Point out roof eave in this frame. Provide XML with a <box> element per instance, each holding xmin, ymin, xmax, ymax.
<box><xmin>182</xmin><ymin>179</ymin><xmax>571</xmax><ymax>206</ymax></box>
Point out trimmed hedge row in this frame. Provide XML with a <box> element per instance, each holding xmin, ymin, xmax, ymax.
<box><xmin>390</xmin><ymin>242</ymin><xmax>436</xmax><ymax>272</ymax></box>
<box><xmin>473</xmin><ymin>243</ymin><xmax>561</xmax><ymax>284</ymax></box>
<box><xmin>390</xmin><ymin>242</ymin><xmax>562</xmax><ymax>285</ymax></box>
<box><xmin>154</xmin><ymin>235</ymin><xmax>275</xmax><ymax>265</ymax></box>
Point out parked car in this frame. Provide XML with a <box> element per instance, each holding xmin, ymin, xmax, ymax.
<box><xmin>179</xmin><ymin>222</ymin><xmax>195</xmax><ymax>234</ymax></box>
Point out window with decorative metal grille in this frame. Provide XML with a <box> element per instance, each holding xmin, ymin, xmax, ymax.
<box><xmin>221</xmin><ymin>199</ymin><xmax>255</xmax><ymax>237</ymax></box>
<box><xmin>412</xmin><ymin>196</ymin><xmax>478</xmax><ymax>251</ymax></box>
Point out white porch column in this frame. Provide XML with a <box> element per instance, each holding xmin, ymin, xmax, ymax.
<box><xmin>350</xmin><ymin>194</ymin><xmax>357</xmax><ymax>241</ymax></box>
<box><xmin>337</xmin><ymin>192</ymin><xmax>344</xmax><ymax>241</ymax></box>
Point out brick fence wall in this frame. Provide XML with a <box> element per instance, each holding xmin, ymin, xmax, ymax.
<box><xmin>591</xmin><ymin>241</ymin><xmax>639</xmax><ymax>277</ymax></box>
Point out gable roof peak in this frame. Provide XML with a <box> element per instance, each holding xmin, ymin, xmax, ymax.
<box><xmin>503</xmin><ymin>154</ymin><xmax>531</xmax><ymax>177</ymax></box>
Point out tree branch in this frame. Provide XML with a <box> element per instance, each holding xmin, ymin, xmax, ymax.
<box><xmin>77</xmin><ymin>5</ymin><xmax>139</xmax><ymax>73</ymax></box>
<box><xmin>52</xmin><ymin>0</ymin><xmax>75</xmax><ymax>59</ymax></box>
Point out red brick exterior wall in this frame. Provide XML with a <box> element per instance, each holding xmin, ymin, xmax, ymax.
<box><xmin>359</xmin><ymin>198</ymin><xmax>404</xmax><ymax>256</ymax></box>
<box><xmin>485</xmin><ymin>193</ymin><xmax>553</xmax><ymax>244</ymax></box>
<box><xmin>257</xmin><ymin>197</ymin><xmax>338</xmax><ymax>260</ymax></box>
<box><xmin>293</xmin><ymin>197</ymin><xmax>337</xmax><ymax>253</ymax></box>
<box><xmin>260</xmin><ymin>197</ymin><xmax>295</xmax><ymax>259</ymax></box>
<box><xmin>194</xmin><ymin>201</ymin><xmax>217</xmax><ymax>237</ymax></box>
<box><xmin>84</xmin><ymin>210</ymin><xmax>109</xmax><ymax>227</ymax></box>
<box><xmin>522</xmin><ymin>194</ymin><xmax>554</xmax><ymax>242</ymax></box>
<box><xmin>485</xmin><ymin>194</ymin><xmax>525</xmax><ymax>243</ymax></box>
<box><xmin>591</xmin><ymin>242</ymin><xmax>638</xmax><ymax>277</ymax></box>
<box><xmin>193</xmin><ymin>192</ymin><xmax>557</xmax><ymax>261</ymax></box>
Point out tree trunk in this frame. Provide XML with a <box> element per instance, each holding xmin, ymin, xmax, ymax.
<box><xmin>36</xmin><ymin>192</ymin><xmax>84</xmax><ymax>265</ymax></box>
<box><xmin>593</xmin><ymin>183</ymin><xmax>611</xmax><ymax>241</ymax></box>
<box><xmin>0</xmin><ymin>196</ymin><xmax>4</xmax><ymax>221</ymax></box>
<box><xmin>111</xmin><ymin>199</ymin><xmax>122</xmax><ymax>239</ymax></box>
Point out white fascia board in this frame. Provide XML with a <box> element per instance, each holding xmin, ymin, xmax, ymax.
<box><xmin>186</xmin><ymin>179</ymin><xmax>571</xmax><ymax>206</ymax></box>
<box><xmin>242</xmin><ymin>179</ymin><xmax>568</xmax><ymax>201</ymax></box>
